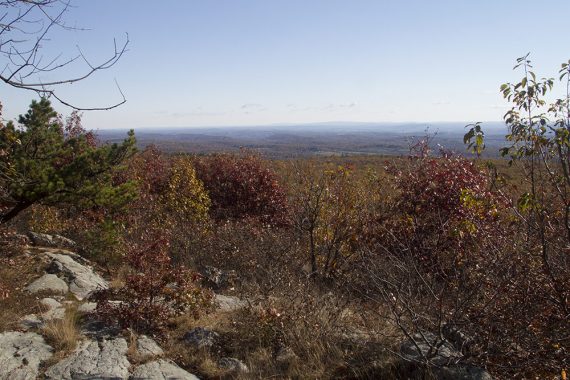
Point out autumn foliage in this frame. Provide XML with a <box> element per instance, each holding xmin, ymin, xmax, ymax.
<box><xmin>95</xmin><ymin>233</ymin><xmax>212</xmax><ymax>336</ymax></box>
<box><xmin>381</xmin><ymin>143</ymin><xmax>507</xmax><ymax>273</ymax></box>
<box><xmin>194</xmin><ymin>151</ymin><xmax>289</xmax><ymax>226</ymax></box>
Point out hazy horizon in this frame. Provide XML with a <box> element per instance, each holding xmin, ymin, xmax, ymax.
<box><xmin>2</xmin><ymin>0</ymin><xmax>570</xmax><ymax>131</ymax></box>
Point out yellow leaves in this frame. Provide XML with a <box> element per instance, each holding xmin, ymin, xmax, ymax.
<box><xmin>161</xmin><ymin>157</ymin><xmax>210</xmax><ymax>224</ymax></box>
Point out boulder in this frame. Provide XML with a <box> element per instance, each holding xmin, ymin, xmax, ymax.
<box><xmin>131</xmin><ymin>359</ymin><xmax>198</xmax><ymax>380</ymax></box>
<box><xmin>27</xmin><ymin>232</ymin><xmax>76</xmax><ymax>249</ymax></box>
<box><xmin>45</xmin><ymin>252</ymin><xmax>108</xmax><ymax>300</ymax></box>
<box><xmin>219</xmin><ymin>357</ymin><xmax>248</xmax><ymax>372</ymax></box>
<box><xmin>19</xmin><ymin>314</ymin><xmax>43</xmax><ymax>331</ymax></box>
<box><xmin>20</xmin><ymin>299</ymin><xmax>66</xmax><ymax>330</ymax></box>
<box><xmin>77</xmin><ymin>302</ymin><xmax>97</xmax><ymax>314</ymax></box>
<box><xmin>400</xmin><ymin>332</ymin><xmax>492</xmax><ymax>380</ymax></box>
<box><xmin>40</xmin><ymin>297</ymin><xmax>62</xmax><ymax>309</ymax></box>
<box><xmin>0</xmin><ymin>331</ymin><xmax>53</xmax><ymax>380</ymax></box>
<box><xmin>400</xmin><ymin>332</ymin><xmax>461</xmax><ymax>366</ymax></box>
<box><xmin>434</xmin><ymin>365</ymin><xmax>494</xmax><ymax>380</ymax></box>
<box><xmin>214</xmin><ymin>294</ymin><xmax>247</xmax><ymax>312</ymax></box>
<box><xmin>39</xmin><ymin>298</ymin><xmax>65</xmax><ymax>321</ymax></box>
<box><xmin>25</xmin><ymin>274</ymin><xmax>68</xmax><ymax>294</ymax></box>
<box><xmin>44</xmin><ymin>338</ymin><xmax>130</xmax><ymax>380</ymax></box>
<box><xmin>136</xmin><ymin>335</ymin><xmax>164</xmax><ymax>357</ymax></box>
<box><xmin>182</xmin><ymin>327</ymin><xmax>219</xmax><ymax>349</ymax></box>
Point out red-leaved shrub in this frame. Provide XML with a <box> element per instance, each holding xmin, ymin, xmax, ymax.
<box><xmin>194</xmin><ymin>151</ymin><xmax>289</xmax><ymax>226</ymax></box>
<box><xmin>381</xmin><ymin>145</ymin><xmax>507</xmax><ymax>273</ymax></box>
<box><xmin>95</xmin><ymin>233</ymin><xmax>212</xmax><ymax>337</ymax></box>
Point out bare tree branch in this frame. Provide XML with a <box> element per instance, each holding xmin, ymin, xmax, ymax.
<box><xmin>0</xmin><ymin>0</ymin><xmax>128</xmax><ymax>110</ymax></box>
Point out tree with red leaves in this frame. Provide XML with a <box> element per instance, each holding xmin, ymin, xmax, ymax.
<box><xmin>194</xmin><ymin>151</ymin><xmax>289</xmax><ymax>226</ymax></box>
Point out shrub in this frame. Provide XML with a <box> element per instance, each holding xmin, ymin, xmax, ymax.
<box><xmin>95</xmin><ymin>233</ymin><xmax>212</xmax><ymax>337</ymax></box>
<box><xmin>111</xmin><ymin>148</ymin><xmax>211</xmax><ymax>263</ymax></box>
<box><xmin>194</xmin><ymin>151</ymin><xmax>289</xmax><ymax>226</ymax></box>
<box><xmin>381</xmin><ymin>143</ymin><xmax>507</xmax><ymax>274</ymax></box>
<box><xmin>291</xmin><ymin>162</ymin><xmax>379</xmax><ymax>278</ymax></box>
<box><xmin>462</xmin><ymin>55</ymin><xmax>570</xmax><ymax>377</ymax></box>
<box><xmin>161</xmin><ymin>156</ymin><xmax>210</xmax><ymax>226</ymax></box>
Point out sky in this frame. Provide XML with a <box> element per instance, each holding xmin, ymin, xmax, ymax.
<box><xmin>2</xmin><ymin>0</ymin><xmax>570</xmax><ymax>130</ymax></box>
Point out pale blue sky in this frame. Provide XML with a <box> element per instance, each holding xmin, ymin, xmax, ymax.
<box><xmin>3</xmin><ymin>0</ymin><xmax>570</xmax><ymax>129</ymax></box>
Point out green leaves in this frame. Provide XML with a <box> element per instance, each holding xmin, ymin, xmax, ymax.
<box><xmin>0</xmin><ymin>98</ymin><xmax>136</xmax><ymax>223</ymax></box>
<box><xmin>464</xmin><ymin>122</ymin><xmax>485</xmax><ymax>157</ymax></box>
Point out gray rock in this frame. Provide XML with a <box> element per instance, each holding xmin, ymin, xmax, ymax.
<box><xmin>214</xmin><ymin>294</ymin><xmax>247</xmax><ymax>312</ymax></box>
<box><xmin>25</xmin><ymin>274</ymin><xmax>69</xmax><ymax>294</ymax></box>
<box><xmin>182</xmin><ymin>327</ymin><xmax>219</xmax><ymax>349</ymax></box>
<box><xmin>400</xmin><ymin>332</ymin><xmax>461</xmax><ymax>366</ymax></box>
<box><xmin>19</xmin><ymin>298</ymin><xmax>68</xmax><ymax>330</ymax></box>
<box><xmin>44</xmin><ymin>338</ymin><xmax>130</xmax><ymax>380</ymax></box>
<box><xmin>19</xmin><ymin>314</ymin><xmax>43</xmax><ymax>331</ymax></box>
<box><xmin>131</xmin><ymin>359</ymin><xmax>198</xmax><ymax>380</ymax></box>
<box><xmin>40</xmin><ymin>298</ymin><xmax>66</xmax><ymax>321</ymax></box>
<box><xmin>0</xmin><ymin>331</ymin><xmax>53</xmax><ymax>380</ymax></box>
<box><xmin>40</xmin><ymin>297</ymin><xmax>62</xmax><ymax>310</ymax></box>
<box><xmin>219</xmin><ymin>357</ymin><xmax>248</xmax><ymax>372</ymax></box>
<box><xmin>136</xmin><ymin>335</ymin><xmax>164</xmax><ymax>357</ymax></box>
<box><xmin>77</xmin><ymin>302</ymin><xmax>97</xmax><ymax>314</ymax></box>
<box><xmin>434</xmin><ymin>365</ymin><xmax>493</xmax><ymax>380</ymax></box>
<box><xmin>28</xmin><ymin>232</ymin><xmax>76</xmax><ymax>249</ymax></box>
<box><xmin>400</xmin><ymin>332</ymin><xmax>492</xmax><ymax>380</ymax></box>
<box><xmin>45</xmin><ymin>252</ymin><xmax>108</xmax><ymax>300</ymax></box>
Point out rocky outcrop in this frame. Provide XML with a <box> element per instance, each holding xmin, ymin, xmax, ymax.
<box><xmin>27</xmin><ymin>232</ymin><xmax>76</xmax><ymax>249</ymax></box>
<box><xmin>45</xmin><ymin>252</ymin><xmax>108</xmax><ymax>300</ymax></box>
<box><xmin>45</xmin><ymin>337</ymin><xmax>130</xmax><ymax>380</ymax></box>
<box><xmin>131</xmin><ymin>359</ymin><xmax>199</xmax><ymax>380</ymax></box>
<box><xmin>19</xmin><ymin>298</ymin><xmax>66</xmax><ymax>330</ymax></box>
<box><xmin>25</xmin><ymin>274</ymin><xmax>68</xmax><ymax>294</ymax></box>
<box><xmin>77</xmin><ymin>302</ymin><xmax>97</xmax><ymax>314</ymax></box>
<box><xmin>136</xmin><ymin>335</ymin><xmax>164</xmax><ymax>357</ymax></box>
<box><xmin>0</xmin><ymin>332</ymin><xmax>53</xmax><ymax>380</ymax></box>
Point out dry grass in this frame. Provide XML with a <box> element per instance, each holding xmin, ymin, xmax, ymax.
<box><xmin>41</xmin><ymin>305</ymin><xmax>80</xmax><ymax>354</ymax></box>
<box><xmin>109</xmin><ymin>264</ymin><xmax>130</xmax><ymax>289</ymax></box>
<box><xmin>0</xmin><ymin>247</ymin><xmax>51</xmax><ymax>332</ymax></box>
<box><xmin>159</xmin><ymin>288</ymin><xmax>403</xmax><ymax>380</ymax></box>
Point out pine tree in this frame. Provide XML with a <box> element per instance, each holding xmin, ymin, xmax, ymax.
<box><xmin>0</xmin><ymin>98</ymin><xmax>136</xmax><ymax>224</ymax></box>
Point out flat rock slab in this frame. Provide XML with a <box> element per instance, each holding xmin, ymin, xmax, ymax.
<box><xmin>77</xmin><ymin>302</ymin><xmax>97</xmax><ymax>314</ymax></box>
<box><xmin>131</xmin><ymin>359</ymin><xmax>199</xmax><ymax>380</ymax></box>
<box><xmin>0</xmin><ymin>331</ymin><xmax>53</xmax><ymax>380</ymax></box>
<box><xmin>26</xmin><ymin>274</ymin><xmax>69</xmax><ymax>294</ymax></box>
<box><xmin>45</xmin><ymin>338</ymin><xmax>130</xmax><ymax>380</ymax></box>
<box><xmin>215</xmin><ymin>294</ymin><xmax>247</xmax><ymax>312</ymax></box>
<box><xmin>136</xmin><ymin>335</ymin><xmax>164</xmax><ymax>357</ymax></box>
<box><xmin>20</xmin><ymin>298</ymin><xmax>66</xmax><ymax>330</ymax></box>
<box><xmin>45</xmin><ymin>252</ymin><xmax>108</xmax><ymax>300</ymax></box>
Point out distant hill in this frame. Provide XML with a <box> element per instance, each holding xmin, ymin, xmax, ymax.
<box><xmin>97</xmin><ymin>122</ymin><xmax>508</xmax><ymax>158</ymax></box>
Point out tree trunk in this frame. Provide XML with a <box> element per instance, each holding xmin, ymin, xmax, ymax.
<box><xmin>0</xmin><ymin>201</ymin><xmax>33</xmax><ymax>224</ymax></box>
